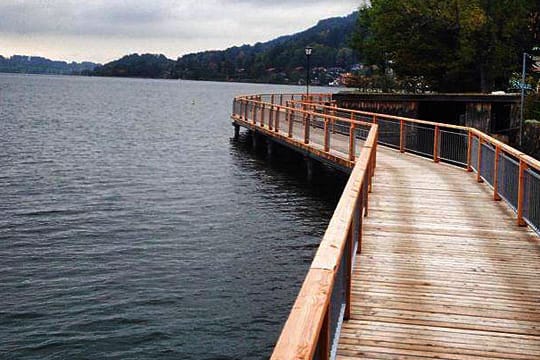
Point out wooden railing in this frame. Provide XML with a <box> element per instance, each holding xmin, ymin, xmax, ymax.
<box><xmin>292</xmin><ymin>99</ymin><xmax>540</xmax><ymax>233</ymax></box>
<box><xmin>232</xmin><ymin>95</ymin><xmax>374</xmax><ymax>169</ymax></box>
<box><xmin>232</xmin><ymin>94</ymin><xmax>378</xmax><ymax>359</ymax></box>
<box><xmin>231</xmin><ymin>93</ymin><xmax>540</xmax><ymax>360</ymax></box>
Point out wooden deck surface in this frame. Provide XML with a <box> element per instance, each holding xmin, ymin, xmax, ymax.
<box><xmin>337</xmin><ymin>147</ymin><xmax>540</xmax><ymax>360</ymax></box>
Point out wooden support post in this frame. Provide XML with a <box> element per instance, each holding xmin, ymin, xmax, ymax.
<box><xmin>244</xmin><ymin>101</ymin><xmax>248</xmax><ymax>121</ymax></box>
<box><xmin>233</xmin><ymin>123</ymin><xmax>240</xmax><ymax>140</ymax></box>
<box><xmin>477</xmin><ymin>137</ymin><xmax>483</xmax><ymax>183</ymax></box>
<box><xmin>252</xmin><ymin>103</ymin><xmax>257</xmax><ymax>124</ymax></box>
<box><xmin>323</xmin><ymin>119</ymin><xmax>330</xmax><ymax>152</ymax></box>
<box><xmin>305</xmin><ymin>156</ymin><xmax>314</xmax><ymax>182</ymax></box>
<box><xmin>357</xmin><ymin>191</ymin><xmax>364</xmax><ymax>254</ymax></box>
<box><xmin>349</xmin><ymin>124</ymin><xmax>356</xmax><ymax>161</ymax></box>
<box><xmin>279</xmin><ymin>94</ymin><xmax>283</xmax><ymax>106</ymax></box>
<box><xmin>260</xmin><ymin>104</ymin><xmax>265</xmax><ymax>127</ymax></box>
<box><xmin>372</xmin><ymin>115</ymin><xmax>377</xmax><ymax>124</ymax></box>
<box><xmin>267</xmin><ymin>139</ymin><xmax>273</xmax><ymax>159</ymax></box>
<box><xmin>517</xmin><ymin>158</ymin><xmax>528</xmax><ymax>226</ymax></box>
<box><xmin>433</xmin><ymin>125</ymin><xmax>440</xmax><ymax>163</ymax></box>
<box><xmin>493</xmin><ymin>146</ymin><xmax>501</xmax><ymax>201</ymax></box>
<box><xmin>399</xmin><ymin>120</ymin><xmax>405</xmax><ymax>153</ymax></box>
<box><xmin>344</xmin><ymin>225</ymin><xmax>353</xmax><ymax>321</ymax></box>
<box><xmin>317</xmin><ymin>309</ymin><xmax>330</xmax><ymax>360</ymax></box>
<box><xmin>251</xmin><ymin>131</ymin><xmax>257</xmax><ymax>149</ymax></box>
<box><xmin>467</xmin><ymin>130</ymin><xmax>473</xmax><ymax>172</ymax></box>
<box><xmin>363</xmin><ymin>175</ymin><xmax>369</xmax><ymax>217</ymax></box>
<box><xmin>271</xmin><ymin>94</ymin><xmax>274</xmax><ymax>105</ymax></box>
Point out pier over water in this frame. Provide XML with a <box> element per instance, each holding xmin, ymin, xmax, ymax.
<box><xmin>231</xmin><ymin>93</ymin><xmax>540</xmax><ymax>360</ymax></box>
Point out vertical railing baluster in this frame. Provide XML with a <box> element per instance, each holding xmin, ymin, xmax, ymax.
<box><xmin>349</xmin><ymin>123</ymin><xmax>356</xmax><ymax>161</ymax></box>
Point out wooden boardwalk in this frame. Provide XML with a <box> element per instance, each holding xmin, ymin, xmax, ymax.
<box><xmin>232</xmin><ymin>95</ymin><xmax>540</xmax><ymax>360</ymax></box>
<box><xmin>338</xmin><ymin>147</ymin><xmax>540</xmax><ymax>359</ymax></box>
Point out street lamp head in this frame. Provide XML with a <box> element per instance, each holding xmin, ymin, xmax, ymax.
<box><xmin>305</xmin><ymin>46</ymin><xmax>313</xmax><ymax>56</ymax></box>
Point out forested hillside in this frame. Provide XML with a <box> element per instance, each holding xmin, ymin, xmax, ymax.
<box><xmin>0</xmin><ymin>55</ymin><xmax>98</xmax><ymax>75</ymax></box>
<box><xmin>173</xmin><ymin>12</ymin><xmax>359</xmax><ymax>84</ymax></box>
<box><xmin>92</xmin><ymin>54</ymin><xmax>174</xmax><ymax>78</ymax></box>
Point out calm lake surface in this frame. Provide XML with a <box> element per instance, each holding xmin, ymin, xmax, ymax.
<box><xmin>0</xmin><ymin>74</ymin><xmax>346</xmax><ymax>359</ymax></box>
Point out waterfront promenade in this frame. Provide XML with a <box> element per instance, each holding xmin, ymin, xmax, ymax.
<box><xmin>231</xmin><ymin>94</ymin><xmax>540</xmax><ymax>360</ymax></box>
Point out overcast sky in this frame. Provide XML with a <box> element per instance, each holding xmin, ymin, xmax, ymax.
<box><xmin>0</xmin><ymin>0</ymin><xmax>361</xmax><ymax>63</ymax></box>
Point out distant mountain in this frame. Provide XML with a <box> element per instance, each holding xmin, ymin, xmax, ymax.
<box><xmin>92</xmin><ymin>54</ymin><xmax>174</xmax><ymax>78</ymax></box>
<box><xmin>0</xmin><ymin>55</ymin><xmax>99</xmax><ymax>75</ymax></box>
<box><xmin>173</xmin><ymin>11</ymin><xmax>359</xmax><ymax>84</ymax></box>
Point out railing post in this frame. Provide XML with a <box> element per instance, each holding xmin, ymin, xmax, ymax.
<box><xmin>279</xmin><ymin>94</ymin><xmax>283</xmax><ymax>106</ymax></box>
<box><xmin>317</xmin><ymin>309</ymin><xmax>330</xmax><ymax>360</ymax></box>
<box><xmin>271</xmin><ymin>94</ymin><xmax>274</xmax><ymax>105</ymax></box>
<box><xmin>493</xmin><ymin>146</ymin><xmax>501</xmax><ymax>201</ymax></box>
<box><xmin>344</xmin><ymin>226</ymin><xmax>353</xmax><ymax>321</ymax></box>
<box><xmin>358</xmin><ymin>189</ymin><xmax>364</xmax><ymax>256</ymax></box>
<box><xmin>252</xmin><ymin>103</ymin><xmax>257</xmax><ymax>124</ymax></box>
<box><xmin>517</xmin><ymin>158</ymin><xmax>528</xmax><ymax>226</ymax></box>
<box><xmin>433</xmin><ymin>125</ymin><xmax>440</xmax><ymax>163</ymax></box>
<box><xmin>288</xmin><ymin>106</ymin><xmax>294</xmax><ymax>138</ymax></box>
<box><xmin>467</xmin><ymin>130</ymin><xmax>473</xmax><ymax>172</ymax></box>
<box><xmin>304</xmin><ymin>106</ymin><xmax>310</xmax><ymax>144</ymax></box>
<box><xmin>268</xmin><ymin>105</ymin><xmax>273</xmax><ymax>131</ymax></box>
<box><xmin>274</xmin><ymin>106</ymin><xmax>280</xmax><ymax>133</ymax></box>
<box><xmin>244</xmin><ymin>100</ymin><xmax>248</xmax><ymax>121</ymax></box>
<box><xmin>399</xmin><ymin>120</ymin><xmax>405</xmax><ymax>153</ymax></box>
<box><xmin>349</xmin><ymin>123</ymin><xmax>356</xmax><ymax>161</ymax></box>
<box><xmin>324</xmin><ymin>119</ymin><xmax>330</xmax><ymax>152</ymax></box>
<box><xmin>477</xmin><ymin>136</ymin><xmax>483</xmax><ymax>183</ymax></box>
<box><xmin>372</xmin><ymin>115</ymin><xmax>377</xmax><ymax>124</ymax></box>
<box><xmin>260</xmin><ymin>104</ymin><xmax>265</xmax><ymax>127</ymax></box>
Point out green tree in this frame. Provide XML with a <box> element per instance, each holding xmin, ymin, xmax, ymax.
<box><xmin>353</xmin><ymin>0</ymin><xmax>540</xmax><ymax>92</ymax></box>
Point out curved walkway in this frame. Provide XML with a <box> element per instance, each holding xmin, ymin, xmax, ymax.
<box><xmin>338</xmin><ymin>146</ymin><xmax>540</xmax><ymax>359</ymax></box>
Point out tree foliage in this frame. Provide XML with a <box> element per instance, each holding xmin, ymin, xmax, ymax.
<box><xmin>353</xmin><ymin>0</ymin><xmax>540</xmax><ymax>92</ymax></box>
<box><xmin>92</xmin><ymin>54</ymin><xmax>174</xmax><ymax>78</ymax></box>
<box><xmin>0</xmin><ymin>55</ymin><xmax>98</xmax><ymax>75</ymax></box>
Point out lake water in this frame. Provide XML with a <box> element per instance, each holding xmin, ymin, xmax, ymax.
<box><xmin>0</xmin><ymin>74</ymin><xmax>346</xmax><ymax>359</ymax></box>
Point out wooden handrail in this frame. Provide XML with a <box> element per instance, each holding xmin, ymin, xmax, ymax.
<box><xmin>270</xmin><ymin>125</ymin><xmax>378</xmax><ymax>360</ymax></box>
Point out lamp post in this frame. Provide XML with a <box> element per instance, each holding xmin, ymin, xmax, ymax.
<box><xmin>305</xmin><ymin>46</ymin><xmax>312</xmax><ymax>97</ymax></box>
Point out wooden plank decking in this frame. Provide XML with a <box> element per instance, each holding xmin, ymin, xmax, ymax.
<box><xmin>338</xmin><ymin>147</ymin><xmax>540</xmax><ymax>359</ymax></box>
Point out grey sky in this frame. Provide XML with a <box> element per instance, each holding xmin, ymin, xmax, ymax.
<box><xmin>0</xmin><ymin>0</ymin><xmax>361</xmax><ymax>63</ymax></box>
